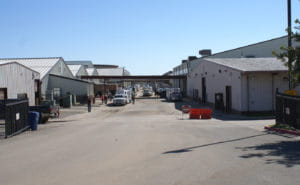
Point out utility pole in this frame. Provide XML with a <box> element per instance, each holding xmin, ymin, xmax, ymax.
<box><xmin>287</xmin><ymin>0</ymin><xmax>292</xmax><ymax>89</ymax></box>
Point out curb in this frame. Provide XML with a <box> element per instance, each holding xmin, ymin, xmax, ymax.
<box><xmin>264</xmin><ymin>126</ymin><xmax>300</xmax><ymax>136</ymax></box>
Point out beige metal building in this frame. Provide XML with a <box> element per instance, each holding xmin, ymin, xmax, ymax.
<box><xmin>187</xmin><ymin>58</ymin><xmax>288</xmax><ymax>113</ymax></box>
<box><xmin>0</xmin><ymin>62</ymin><xmax>40</xmax><ymax>106</ymax></box>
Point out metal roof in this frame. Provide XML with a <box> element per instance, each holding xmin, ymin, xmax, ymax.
<box><xmin>67</xmin><ymin>65</ymin><xmax>82</xmax><ymax>76</ymax></box>
<box><xmin>96</xmin><ymin>68</ymin><xmax>125</xmax><ymax>76</ymax></box>
<box><xmin>86</xmin><ymin>68</ymin><xmax>98</xmax><ymax>76</ymax></box>
<box><xmin>65</xmin><ymin>60</ymin><xmax>93</xmax><ymax>67</ymax></box>
<box><xmin>0</xmin><ymin>57</ymin><xmax>61</xmax><ymax>78</ymax></box>
<box><xmin>0</xmin><ymin>62</ymin><xmax>40</xmax><ymax>75</ymax></box>
<box><xmin>204</xmin><ymin>58</ymin><xmax>288</xmax><ymax>72</ymax></box>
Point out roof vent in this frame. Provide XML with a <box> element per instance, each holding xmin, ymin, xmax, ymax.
<box><xmin>188</xmin><ymin>56</ymin><xmax>197</xmax><ymax>61</ymax></box>
<box><xmin>199</xmin><ymin>49</ymin><xmax>212</xmax><ymax>57</ymax></box>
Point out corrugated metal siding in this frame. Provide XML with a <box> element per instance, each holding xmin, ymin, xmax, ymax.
<box><xmin>49</xmin><ymin>60</ymin><xmax>74</xmax><ymax>78</ymax></box>
<box><xmin>241</xmin><ymin>72</ymin><xmax>288</xmax><ymax>112</ymax></box>
<box><xmin>207</xmin><ymin>37</ymin><xmax>290</xmax><ymax>58</ymax></box>
<box><xmin>0</xmin><ymin>63</ymin><xmax>40</xmax><ymax>106</ymax></box>
<box><xmin>48</xmin><ymin>75</ymin><xmax>93</xmax><ymax>96</ymax></box>
<box><xmin>0</xmin><ymin>58</ymin><xmax>60</xmax><ymax>79</ymax></box>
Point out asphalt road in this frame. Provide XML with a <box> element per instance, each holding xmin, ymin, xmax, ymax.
<box><xmin>0</xmin><ymin>98</ymin><xmax>299</xmax><ymax>185</ymax></box>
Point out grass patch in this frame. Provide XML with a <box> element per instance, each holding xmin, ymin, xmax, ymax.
<box><xmin>268</xmin><ymin>123</ymin><xmax>297</xmax><ymax>131</ymax></box>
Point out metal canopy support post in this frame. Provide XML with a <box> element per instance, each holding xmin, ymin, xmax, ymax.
<box><xmin>287</xmin><ymin>0</ymin><xmax>292</xmax><ymax>90</ymax></box>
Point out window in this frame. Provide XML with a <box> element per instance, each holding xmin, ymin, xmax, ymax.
<box><xmin>0</xmin><ymin>88</ymin><xmax>7</xmax><ymax>100</ymax></box>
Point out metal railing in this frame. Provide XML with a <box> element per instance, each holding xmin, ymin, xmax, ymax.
<box><xmin>275</xmin><ymin>92</ymin><xmax>300</xmax><ymax>129</ymax></box>
<box><xmin>0</xmin><ymin>99</ymin><xmax>29</xmax><ymax>138</ymax></box>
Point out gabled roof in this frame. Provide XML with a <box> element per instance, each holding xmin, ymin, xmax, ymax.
<box><xmin>204</xmin><ymin>58</ymin><xmax>288</xmax><ymax>73</ymax></box>
<box><xmin>0</xmin><ymin>57</ymin><xmax>62</xmax><ymax>78</ymax></box>
<box><xmin>96</xmin><ymin>68</ymin><xmax>125</xmax><ymax>76</ymax></box>
<box><xmin>86</xmin><ymin>68</ymin><xmax>98</xmax><ymax>76</ymax></box>
<box><xmin>204</xmin><ymin>36</ymin><xmax>288</xmax><ymax>58</ymax></box>
<box><xmin>0</xmin><ymin>61</ymin><xmax>40</xmax><ymax>75</ymax></box>
<box><xmin>67</xmin><ymin>65</ymin><xmax>83</xmax><ymax>76</ymax></box>
<box><xmin>65</xmin><ymin>60</ymin><xmax>93</xmax><ymax>68</ymax></box>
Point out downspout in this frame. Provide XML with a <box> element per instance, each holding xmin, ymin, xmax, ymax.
<box><xmin>247</xmin><ymin>75</ymin><xmax>250</xmax><ymax>112</ymax></box>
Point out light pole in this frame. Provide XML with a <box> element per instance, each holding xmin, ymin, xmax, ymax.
<box><xmin>287</xmin><ymin>0</ymin><xmax>292</xmax><ymax>89</ymax></box>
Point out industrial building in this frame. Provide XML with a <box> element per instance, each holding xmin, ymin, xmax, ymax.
<box><xmin>172</xmin><ymin>36</ymin><xmax>297</xmax><ymax>95</ymax></box>
<box><xmin>67</xmin><ymin>65</ymin><xmax>88</xmax><ymax>78</ymax></box>
<box><xmin>0</xmin><ymin>62</ymin><xmax>40</xmax><ymax>106</ymax></box>
<box><xmin>0</xmin><ymin>57</ymin><xmax>94</xmax><ymax>104</ymax></box>
<box><xmin>94</xmin><ymin>66</ymin><xmax>131</xmax><ymax>95</ymax></box>
<box><xmin>187</xmin><ymin>58</ymin><xmax>288</xmax><ymax>113</ymax></box>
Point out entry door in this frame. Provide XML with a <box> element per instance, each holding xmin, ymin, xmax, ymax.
<box><xmin>195</xmin><ymin>89</ymin><xmax>199</xmax><ymax>100</ymax></box>
<box><xmin>0</xmin><ymin>88</ymin><xmax>7</xmax><ymax>100</ymax></box>
<box><xmin>202</xmin><ymin>78</ymin><xmax>206</xmax><ymax>103</ymax></box>
<box><xmin>225</xmin><ymin>86</ymin><xmax>232</xmax><ymax>112</ymax></box>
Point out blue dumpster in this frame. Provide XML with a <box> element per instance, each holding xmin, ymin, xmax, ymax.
<box><xmin>28</xmin><ymin>111</ymin><xmax>39</xmax><ymax>131</ymax></box>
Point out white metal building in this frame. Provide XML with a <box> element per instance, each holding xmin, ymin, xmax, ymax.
<box><xmin>172</xmin><ymin>36</ymin><xmax>299</xmax><ymax>95</ymax></box>
<box><xmin>65</xmin><ymin>60</ymin><xmax>94</xmax><ymax>68</ymax></box>
<box><xmin>48</xmin><ymin>74</ymin><xmax>94</xmax><ymax>99</ymax></box>
<box><xmin>0</xmin><ymin>58</ymin><xmax>95</xmax><ymax>101</ymax></box>
<box><xmin>0</xmin><ymin>62</ymin><xmax>40</xmax><ymax>106</ymax></box>
<box><xmin>67</xmin><ymin>65</ymin><xmax>88</xmax><ymax>78</ymax></box>
<box><xmin>0</xmin><ymin>57</ymin><xmax>74</xmax><ymax>96</ymax></box>
<box><xmin>86</xmin><ymin>68</ymin><xmax>98</xmax><ymax>76</ymax></box>
<box><xmin>187</xmin><ymin>58</ymin><xmax>288</xmax><ymax>113</ymax></box>
<box><xmin>86</xmin><ymin>68</ymin><xmax>100</xmax><ymax>84</ymax></box>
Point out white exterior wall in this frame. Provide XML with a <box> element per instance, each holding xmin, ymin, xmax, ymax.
<box><xmin>0</xmin><ymin>63</ymin><xmax>40</xmax><ymax>106</ymax></box>
<box><xmin>241</xmin><ymin>72</ymin><xmax>288</xmax><ymax>112</ymax></box>
<box><xmin>188</xmin><ymin>60</ymin><xmax>242</xmax><ymax>111</ymax></box>
<box><xmin>189</xmin><ymin>60</ymin><xmax>289</xmax><ymax>112</ymax></box>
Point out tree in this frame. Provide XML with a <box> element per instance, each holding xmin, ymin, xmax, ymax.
<box><xmin>273</xmin><ymin>19</ymin><xmax>300</xmax><ymax>88</ymax></box>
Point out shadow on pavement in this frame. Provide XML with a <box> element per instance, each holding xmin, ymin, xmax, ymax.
<box><xmin>106</xmin><ymin>103</ymin><xmax>125</xmax><ymax>107</ymax></box>
<box><xmin>163</xmin><ymin>133</ymin><xmax>269</xmax><ymax>154</ymax></box>
<box><xmin>136</xmin><ymin>96</ymin><xmax>160</xmax><ymax>99</ymax></box>
<box><xmin>237</xmin><ymin>140</ymin><xmax>300</xmax><ymax>167</ymax></box>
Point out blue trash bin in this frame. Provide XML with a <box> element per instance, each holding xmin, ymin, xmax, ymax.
<box><xmin>28</xmin><ymin>111</ymin><xmax>39</xmax><ymax>131</ymax></box>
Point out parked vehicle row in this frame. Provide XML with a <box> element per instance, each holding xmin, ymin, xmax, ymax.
<box><xmin>143</xmin><ymin>89</ymin><xmax>153</xmax><ymax>96</ymax></box>
<box><xmin>156</xmin><ymin>88</ymin><xmax>182</xmax><ymax>101</ymax></box>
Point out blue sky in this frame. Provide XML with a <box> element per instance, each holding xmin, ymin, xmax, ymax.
<box><xmin>0</xmin><ymin>0</ymin><xmax>299</xmax><ymax>75</ymax></box>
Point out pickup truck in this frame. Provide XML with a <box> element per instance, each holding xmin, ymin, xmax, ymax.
<box><xmin>29</xmin><ymin>100</ymin><xmax>60</xmax><ymax>124</ymax></box>
<box><xmin>113</xmin><ymin>94</ymin><xmax>128</xmax><ymax>105</ymax></box>
<box><xmin>29</xmin><ymin>105</ymin><xmax>50</xmax><ymax>124</ymax></box>
<box><xmin>40</xmin><ymin>100</ymin><xmax>60</xmax><ymax>118</ymax></box>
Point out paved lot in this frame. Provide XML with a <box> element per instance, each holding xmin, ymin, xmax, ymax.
<box><xmin>0</xmin><ymin>98</ymin><xmax>299</xmax><ymax>185</ymax></box>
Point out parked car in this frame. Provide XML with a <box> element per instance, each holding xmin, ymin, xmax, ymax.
<box><xmin>143</xmin><ymin>89</ymin><xmax>153</xmax><ymax>96</ymax></box>
<box><xmin>113</xmin><ymin>94</ymin><xmax>128</xmax><ymax>105</ymax></box>
<box><xmin>166</xmin><ymin>88</ymin><xmax>182</xmax><ymax>101</ymax></box>
<box><xmin>159</xmin><ymin>88</ymin><xmax>167</xmax><ymax>98</ymax></box>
